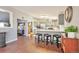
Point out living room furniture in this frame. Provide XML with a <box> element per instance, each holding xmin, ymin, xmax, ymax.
<box><xmin>61</xmin><ymin>37</ymin><xmax>78</xmax><ymax>53</ymax></box>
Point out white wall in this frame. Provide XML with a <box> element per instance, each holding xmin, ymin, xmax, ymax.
<box><xmin>0</xmin><ymin>6</ymin><xmax>29</xmax><ymax>43</ymax></box>
<box><xmin>65</xmin><ymin>6</ymin><xmax>79</xmax><ymax>39</ymax></box>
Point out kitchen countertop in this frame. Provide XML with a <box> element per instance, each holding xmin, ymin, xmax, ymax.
<box><xmin>35</xmin><ymin>29</ymin><xmax>65</xmax><ymax>33</ymax></box>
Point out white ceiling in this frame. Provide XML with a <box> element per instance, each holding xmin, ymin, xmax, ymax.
<box><xmin>12</xmin><ymin>6</ymin><xmax>66</xmax><ymax>18</ymax></box>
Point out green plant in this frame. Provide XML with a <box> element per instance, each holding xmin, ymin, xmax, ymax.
<box><xmin>65</xmin><ymin>25</ymin><xmax>78</xmax><ymax>32</ymax></box>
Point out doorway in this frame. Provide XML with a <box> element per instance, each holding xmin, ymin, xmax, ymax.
<box><xmin>28</xmin><ymin>22</ymin><xmax>33</xmax><ymax>37</ymax></box>
<box><xmin>17</xmin><ymin>19</ymin><xmax>25</xmax><ymax>36</ymax></box>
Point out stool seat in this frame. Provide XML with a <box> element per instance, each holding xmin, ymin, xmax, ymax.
<box><xmin>53</xmin><ymin>34</ymin><xmax>61</xmax><ymax>38</ymax></box>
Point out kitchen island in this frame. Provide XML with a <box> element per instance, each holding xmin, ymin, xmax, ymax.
<box><xmin>34</xmin><ymin>29</ymin><xmax>65</xmax><ymax>40</ymax></box>
<box><xmin>35</xmin><ymin>29</ymin><xmax>64</xmax><ymax>34</ymax></box>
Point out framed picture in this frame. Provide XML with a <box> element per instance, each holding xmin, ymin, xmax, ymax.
<box><xmin>65</xmin><ymin>6</ymin><xmax>73</xmax><ymax>23</ymax></box>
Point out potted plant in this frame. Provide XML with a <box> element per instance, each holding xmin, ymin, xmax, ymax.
<box><xmin>65</xmin><ymin>25</ymin><xmax>78</xmax><ymax>38</ymax></box>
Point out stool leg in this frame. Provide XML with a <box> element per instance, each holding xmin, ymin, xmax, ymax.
<box><xmin>46</xmin><ymin>37</ymin><xmax>48</xmax><ymax>45</ymax></box>
<box><xmin>38</xmin><ymin>36</ymin><xmax>40</xmax><ymax>43</ymax></box>
<box><xmin>46</xmin><ymin>40</ymin><xmax>48</xmax><ymax>45</ymax></box>
<box><xmin>56</xmin><ymin>38</ymin><xmax>59</xmax><ymax>48</ymax></box>
<box><xmin>51</xmin><ymin>37</ymin><xmax>53</xmax><ymax>45</ymax></box>
<box><xmin>35</xmin><ymin>36</ymin><xmax>37</xmax><ymax>44</ymax></box>
<box><xmin>49</xmin><ymin>36</ymin><xmax>51</xmax><ymax>44</ymax></box>
<box><xmin>52</xmin><ymin>36</ymin><xmax>54</xmax><ymax>44</ymax></box>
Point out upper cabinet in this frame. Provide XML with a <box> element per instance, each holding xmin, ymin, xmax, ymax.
<box><xmin>0</xmin><ymin>8</ymin><xmax>13</xmax><ymax>28</ymax></box>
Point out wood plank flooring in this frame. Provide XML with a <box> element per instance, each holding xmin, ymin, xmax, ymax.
<box><xmin>0</xmin><ymin>36</ymin><xmax>62</xmax><ymax>53</ymax></box>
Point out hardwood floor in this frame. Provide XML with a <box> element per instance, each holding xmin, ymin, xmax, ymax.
<box><xmin>0</xmin><ymin>36</ymin><xmax>62</xmax><ymax>53</ymax></box>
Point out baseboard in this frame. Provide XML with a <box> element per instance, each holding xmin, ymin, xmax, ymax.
<box><xmin>6</xmin><ymin>38</ymin><xmax>17</xmax><ymax>44</ymax></box>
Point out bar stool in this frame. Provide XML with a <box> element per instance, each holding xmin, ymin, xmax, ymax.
<box><xmin>50</xmin><ymin>37</ymin><xmax>53</xmax><ymax>45</ymax></box>
<box><xmin>53</xmin><ymin>34</ymin><xmax>61</xmax><ymax>48</ymax></box>
<box><xmin>35</xmin><ymin>33</ymin><xmax>42</xmax><ymax>43</ymax></box>
<box><xmin>44</xmin><ymin>34</ymin><xmax>48</xmax><ymax>45</ymax></box>
<box><xmin>44</xmin><ymin>34</ymin><xmax>51</xmax><ymax>45</ymax></box>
